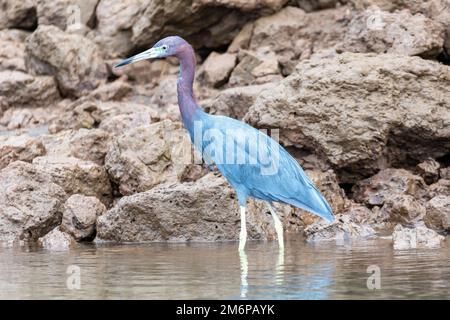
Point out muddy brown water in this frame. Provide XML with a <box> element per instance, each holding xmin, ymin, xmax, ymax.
<box><xmin>0</xmin><ymin>236</ymin><xmax>449</xmax><ymax>299</ymax></box>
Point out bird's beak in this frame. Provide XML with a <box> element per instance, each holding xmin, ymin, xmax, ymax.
<box><xmin>114</xmin><ymin>47</ymin><xmax>161</xmax><ymax>68</ymax></box>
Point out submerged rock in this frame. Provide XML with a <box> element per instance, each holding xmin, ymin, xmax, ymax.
<box><xmin>38</xmin><ymin>227</ymin><xmax>75</xmax><ymax>251</ymax></box>
<box><xmin>425</xmin><ymin>195</ymin><xmax>450</xmax><ymax>233</ymax></box>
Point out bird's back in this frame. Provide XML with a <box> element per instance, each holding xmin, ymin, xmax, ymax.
<box><xmin>192</xmin><ymin>111</ymin><xmax>335</xmax><ymax>222</ymax></box>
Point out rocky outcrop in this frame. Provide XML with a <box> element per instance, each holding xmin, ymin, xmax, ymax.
<box><xmin>425</xmin><ymin>195</ymin><xmax>450</xmax><ymax>232</ymax></box>
<box><xmin>97</xmin><ymin>173</ymin><xmax>277</xmax><ymax>242</ymax></box>
<box><xmin>0</xmin><ymin>29</ymin><xmax>29</xmax><ymax>72</ymax></box>
<box><xmin>25</xmin><ymin>25</ymin><xmax>107</xmax><ymax>98</ymax></box>
<box><xmin>352</xmin><ymin>169</ymin><xmax>427</xmax><ymax>206</ymax></box>
<box><xmin>105</xmin><ymin>120</ymin><xmax>202</xmax><ymax>196</ymax></box>
<box><xmin>340</xmin><ymin>7</ymin><xmax>445</xmax><ymax>58</ymax></box>
<box><xmin>246</xmin><ymin>53</ymin><xmax>450</xmax><ymax>182</ymax></box>
<box><xmin>61</xmin><ymin>194</ymin><xmax>106</xmax><ymax>241</ymax></box>
<box><xmin>0</xmin><ymin>161</ymin><xmax>66</xmax><ymax>242</ymax></box>
<box><xmin>379</xmin><ymin>194</ymin><xmax>426</xmax><ymax>226</ymax></box>
<box><xmin>0</xmin><ymin>134</ymin><xmax>46</xmax><ymax>169</ymax></box>
<box><xmin>0</xmin><ymin>71</ymin><xmax>60</xmax><ymax>111</ymax></box>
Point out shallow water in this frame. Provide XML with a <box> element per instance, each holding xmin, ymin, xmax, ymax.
<box><xmin>1</xmin><ymin>237</ymin><xmax>449</xmax><ymax>299</ymax></box>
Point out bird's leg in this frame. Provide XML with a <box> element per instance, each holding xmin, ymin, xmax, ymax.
<box><xmin>239</xmin><ymin>206</ymin><xmax>247</xmax><ymax>252</ymax></box>
<box><xmin>268</xmin><ymin>203</ymin><xmax>284</xmax><ymax>250</ymax></box>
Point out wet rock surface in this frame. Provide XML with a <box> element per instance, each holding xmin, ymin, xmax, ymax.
<box><xmin>0</xmin><ymin>161</ymin><xmax>66</xmax><ymax>242</ymax></box>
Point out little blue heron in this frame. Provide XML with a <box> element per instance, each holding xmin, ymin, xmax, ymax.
<box><xmin>116</xmin><ymin>36</ymin><xmax>335</xmax><ymax>252</ymax></box>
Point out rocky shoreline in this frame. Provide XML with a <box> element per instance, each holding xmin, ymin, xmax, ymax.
<box><xmin>0</xmin><ymin>0</ymin><xmax>449</xmax><ymax>250</ymax></box>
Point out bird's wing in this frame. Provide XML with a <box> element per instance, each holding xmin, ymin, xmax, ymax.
<box><xmin>199</xmin><ymin>115</ymin><xmax>334</xmax><ymax>221</ymax></box>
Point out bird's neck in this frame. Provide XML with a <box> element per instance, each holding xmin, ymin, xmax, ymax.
<box><xmin>176</xmin><ymin>45</ymin><xmax>199</xmax><ymax>130</ymax></box>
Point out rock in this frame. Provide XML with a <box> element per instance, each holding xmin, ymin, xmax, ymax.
<box><xmin>306</xmin><ymin>169</ymin><xmax>348</xmax><ymax>214</ymax></box>
<box><xmin>105</xmin><ymin>120</ymin><xmax>202</xmax><ymax>196</ymax></box>
<box><xmin>36</xmin><ymin>0</ymin><xmax>98</xmax><ymax>31</ymax></box>
<box><xmin>245</xmin><ymin>53</ymin><xmax>450</xmax><ymax>182</ymax></box>
<box><xmin>32</xmin><ymin>156</ymin><xmax>112</xmax><ymax>205</ymax></box>
<box><xmin>0</xmin><ymin>0</ymin><xmax>37</xmax><ymax>30</ymax></box>
<box><xmin>340</xmin><ymin>7</ymin><xmax>445</xmax><ymax>58</ymax></box>
<box><xmin>87</xmin><ymin>79</ymin><xmax>132</xmax><ymax>102</ymax></box>
<box><xmin>392</xmin><ymin>223</ymin><xmax>444</xmax><ymax>250</ymax></box>
<box><xmin>49</xmin><ymin>99</ymin><xmax>157</xmax><ymax>134</ymax></box>
<box><xmin>0</xmin><ymin>161</ymin><xmax>66</xmax><ymax>242</ymax></box>
<box><xmin>97</xmin><ymin>173</ymin><xmax>276</xmax><ymax>242</ymax></box>
<box><xmin>416</xmin><ymin>158</ymin><xmax>440</xmax><ymax>184</ymax></box>
<box><xmin>294</xmin><ymin>0</ymin><xmax>344</xmax><ymax>12</ymax></box>
<box><xmin>40</xmin><ymin>128</ymin><xmax>111</xmax><ymax>165</ymax></box>
<box><xmin>425</xmin><ymin>195</ymin><xmax>450</xmax><ymax>232</ymax></box>
<box><xmin>90</xmin><ymin>0</ymin><xmax>145</xmax><ymax>58</ymax></box>
<box><xmin>428</xmin><ymin>179</ymin><xmax>450</xmax><ymax>198</ymax></box>
<box><xmin>380</xmin><ymin>194</ymin><xmax>426</xmax><ymax>226</ymax></box>
<box><xmin>204</xmin><ymin>83</ymin><xmax>275</xmax><ymax>119</ymax></box>
<box><xmin>352</xmin><ymin>169</ymin><xmax>427</xmax><ymax>206</ymax></box>
<box><xmin>198</xmin><ymin>52</ymin><xmax>237</xmax><ymax>87</ymax></box>
<box><xmin>131</xmin><ymin>0</ymin><xmax>288</xmax><ymax>56</ymax></box>
<box><xmin>440</xmin><ymin>167</ymin><xmax>450</xmax><ymax>180</ymax></box>
<box><xmin>304</xmin><ymin>204</ymin><xmax>375</xmax><ymax>242</ymax></box>
<box><xmin>229</xmin><ymin>48</ymin><xmax>281</xmax><ymax>86</ymax></box>
<box><xmin>38</xmin><ymin>227</ymin><xmax>75</xmax><ymax>250</ymax></box>
<box><xmin>227</xmin><ymin>22</ymin><xmax>253</xmax><ymax>53</ymax></box>
<box><xmin>0</xmin><ymin>105</ymin><xmax>64</xmax><ymax>131</ymax></box>
<box><xmin>248</xmin><ymin>6</ymin><xmax>350</xmax><ymax>75</ymax></box>
<box><xmin>0</xmin><ymin>134</ymin><xmax>46</xmax><ymax>170</ymax></box>
<box><xmin>349</xmin><ymin>0</ymin><xmax>450</xmax><ymax>52</ymax></box>
<box><xmin>25</xmin><ymin>25</ymin><xmax>107</xmax><ymax>98</ymax></box>
<box><xmin>0</xmin><ymin>71</ymin><xmax>60</xmax><ymax>111</ymax></box>
<box><xmin>61</xmin><ymin>194</ymin><xmax>106</xmax><ymax>241</ymax></box>
<box><xmin>0</xmin><ymin>29</ymin><xmax>29</xmax><ymax>72</ymax></box>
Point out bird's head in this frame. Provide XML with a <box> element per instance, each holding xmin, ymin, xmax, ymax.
<box><xmin>115</xmin><ymin>36</ymin><xmax>190</xmax><ymax>68</ymax></box>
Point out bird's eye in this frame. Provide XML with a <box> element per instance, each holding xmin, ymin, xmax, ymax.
<box><xmin>162</xmin><ymin>45</ymin><xmax>168</xmax><ymax>51</ymax></box>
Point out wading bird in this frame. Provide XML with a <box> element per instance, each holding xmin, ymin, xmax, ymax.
<box><xmin>116</xmin><ymin>36</ymin><xmax>335</xmax><ymax>252</ymax></box>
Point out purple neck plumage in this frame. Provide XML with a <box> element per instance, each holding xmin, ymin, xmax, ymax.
<box><xmin>175</xmin><ymin>44</ymin><xmax>200</xmax><ymax>130</ymax></box>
